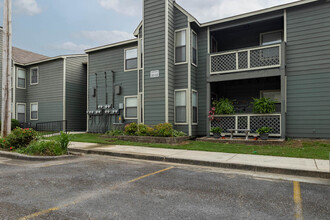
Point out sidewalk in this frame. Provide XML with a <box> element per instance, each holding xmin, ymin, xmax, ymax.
<box><xmin>68</xmin><ymin>142</ymin><xmax>330</xmax><ymax>179</ymax></box>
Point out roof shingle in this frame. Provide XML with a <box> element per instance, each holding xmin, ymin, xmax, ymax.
<box><xmin>12</xmin><ymin>47</ymin><xmax>48</xmax><ymax>64</ymax></box>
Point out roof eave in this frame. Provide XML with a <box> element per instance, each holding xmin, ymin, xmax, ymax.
<box><xmin>85</xmin><ymin>38</ymin><xmax>138</xmax><ymax>53</ymax></box>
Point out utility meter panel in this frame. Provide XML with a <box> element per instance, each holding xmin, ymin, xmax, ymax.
<box><xmin>119</xmin><ymin>103</ymin><xmax>124</xmax><ymax>110</ymax></box>
<box><xmin>115</xmin><ymin>85</ymin><xmax>121</xmax><ymax>95</ymax></box>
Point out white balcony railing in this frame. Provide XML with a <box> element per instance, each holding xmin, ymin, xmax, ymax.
<box><xmin>210</xmin><ymin>114</ymin><xmax>281</xmax><ymax>137</ymax></box>
<box><xmin>210</xmin><ymin>44</ymin><xmax>281</xmax><ymax>74</ymax></box>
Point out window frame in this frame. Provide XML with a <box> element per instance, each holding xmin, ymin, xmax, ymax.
<box><xmin>138</xmin><ymin>38</ymin><xmax>143</xmax><ymax>70</ymax></box>
<box><xmin>260</xmin><ymin>90</ymin><xmax>281</xmax><ymax>103</ymax></box>
<box><xmin>192</xmin><ymin>31</ymin><xmax>198</xmax><ymax>67</ymax></box>
<box><xmin>192</xmin><ymin>90</ymin><xmax>198</xmax><ymax>125</ymax></box>
<box><xmin>124</xmin><ymin>47</ymin><xmax>138</xmax><ymax>72</ymax></box>
<box><xmin>174</xmin><ymin>28</ymin><xmax>188</xmax><ymax>65</ymax></box>
<box><xmin>124</xmin><ymin>95</ymin><xmax>138</xmax><ymax>120</ymax></box>
<box><xmin>30</xmin><ymin>102</ymin><xmax>39</xmax><ymax>121</ymax></box>
<box><xmin>16</xmin><ymin>68</ymin><xmax>26</xmax><ymax>89</ymax></box>
<box><xmin>174</xmin><ymin>89</ymin><xmax>188</xmax><ymax>125</ymax></box>
<box><xmin>30</xmin><ymin>67</ymin><xmax>39</xmax><ymax>85</ymax></box>
<box><xmin>16</xmin><ymin>103</ymin><xmax>26</xmax><ymax>123</ymax></box>
<box><xmin>260</xmin><ymin>30</ymin><xmax>283</xmax><ymax>46</ymax></box>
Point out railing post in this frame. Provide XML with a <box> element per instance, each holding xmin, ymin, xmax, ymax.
<box><xmin>235</xmin><ymin>116</ymin><xmax>238</xmax><ymax>134</ymax></box>
<box><xmin>247</xmin><ymin>49</ymin><xmax>251</xmax><ymax>69</ymax></box>
<box><xmin>247</xmin><ymin>116</ymin><xmax>251</xmax><ymax>134</ymax></box>
<box><xmin>235</xmin><ymin>52</ymin><xmax>239</xmax><ymax>70</ymax></box>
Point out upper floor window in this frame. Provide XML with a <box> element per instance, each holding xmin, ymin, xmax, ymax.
<box><xmin>261</xmin><ymin>31</ymin><xmax>283</xmax><ymax>46</ymax></box>
<box><xmin>175</xmin><ymin>30</ymin><xmax>186</xmax><ymax>63</ymax></box>
<box><xmin>17</xmin><ymin>103</ymin><xmax>26</xmax><ymax>123</ymax></box>
<box><xmin>192</xmin><ymin>32</ymin><xmax>198</xmax><ymax>66</ymax></box>
<box><xmin>30</xmin><ymin>67</ymin><xmax>39</xmax><ymax>85</ymax></box>
<box><xmin>17</xmin><ymin>68</ymin><xmax>26</xmax><ymax>89</ymax></box>
<box><xmin>125</xmin><ymin>48</ymin><xmax>138</xmax><ymax>71</ymax></box>
<box><xmin>124</xmin><ymin>96</ymin><xmax>138</xmax><ymax>119</ymax></box>
<box><xmin>140</xmin><ymin>39</ymin><xmax>143</xmax><ymax>68</ymax></box>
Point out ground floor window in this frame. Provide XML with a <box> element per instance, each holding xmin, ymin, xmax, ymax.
<box><xmin>192</xmin><ymin>91</ymin><xmax>198</xmax><ymax>124</ymax></box>
<box><xmin>30</xmin><ymin>103</ymin><xmax>38</xmax><ymax>120</ymax></box>
<box><xmin>175</xmin><ymin>90</ymin><xmax>187</xmax><ymax>124</ymax></box>
<box><xmin>16</xmin><ymin>103</ymin><xmax>26</xmax><ymax>123</ymax></box>
<box><xmin>124</xmin><ymin>96</ymin><xmax>138</xmax><ymax>119</ymax></box>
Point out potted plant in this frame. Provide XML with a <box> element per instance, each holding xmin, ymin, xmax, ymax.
<box><xmin>252</xmin><ymin>97</ymin><xmax>276</xmax><ymax>114</ymax></box>
<box><xmin>211</xmin><ymin>127</ymin><xmax>223</xmax><ymax>139</ymax></box>
<box><xmin>213</xmin><ymin>98</ymin><xmax>235</xmax><ymax>115</ymax></box>
<box><xmin>256</xmin><ymin>127</ymin><xmax>272</xmax><ymax>140</ymax></box>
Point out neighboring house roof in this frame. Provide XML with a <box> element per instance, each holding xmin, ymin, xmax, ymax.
<box><xmin>12</xmin><ymin>47</ymin><xmax>49</xmax><ymax>64</ymax></box>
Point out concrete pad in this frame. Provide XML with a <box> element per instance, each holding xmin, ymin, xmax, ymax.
<box><xmin>95</xmin><ymin>145</ymin><xmax>187</xmax><ymax>157</ymax></box>
<box><xmin>69</xmin><ymin>142</ymin><xmax>109</xmax><ymax>149</ymax></box>
<box><xmin>228</xmin><ymin>154</ymin><xmax>318</xmax><ymax>171</ymax></box>
<box><xmin>168</xmin><ymin>150</ymin><xmax>237</xmax><ymax>162</ymax></box>
<box><xmin>315</xmin><ymin>159</ymin><xmax>330</xmax><ymax>172</ymax></box>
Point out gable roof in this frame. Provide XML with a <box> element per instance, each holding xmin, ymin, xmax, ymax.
<box><xmin>12</xmin><ymin>47</ymin><xmax>49</xmax><ymax>64</ymax></box>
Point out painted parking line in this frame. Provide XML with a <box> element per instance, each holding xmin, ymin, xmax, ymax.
<box><xmin>293</xmin><ymin>181</ymin><xmax>303</xmax><ymax>220</ymax></box>
<box><xmin>18</xmin><ymin>166</ymin><xmax>174</xmax><ymax>220</ymax></box>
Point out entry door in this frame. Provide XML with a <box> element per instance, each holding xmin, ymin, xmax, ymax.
<box><xmin>17</xmin><ymin>103</ymin><xmax>26</xmax><ymax>123</ymax></box>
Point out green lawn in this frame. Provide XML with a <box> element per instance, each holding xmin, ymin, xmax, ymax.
<box><xmin>52</xmin><ymin>133</ymin><xmax>330</xmax><ymax>160</ymax></box>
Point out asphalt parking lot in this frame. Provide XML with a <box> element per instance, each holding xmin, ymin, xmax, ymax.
<box><xmin>0</xmin><ymin>155</ymin><xmax>329</xmax><ymax>220</ymax></box>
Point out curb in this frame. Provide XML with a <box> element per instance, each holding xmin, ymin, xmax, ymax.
<box><xmin>69</xmin><ymin>148</ymin><xmax>330</xmax><ymax>179</ymax></box>
<box><xmin>0</xmin><ymin>150</ymin><xmax>79</xmax><ymax>161</ymax></box>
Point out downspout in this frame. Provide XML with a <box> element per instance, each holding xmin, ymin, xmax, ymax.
<box><xmin>63</xmin><ymin>57</ymin><xmax>67</xmax><ymax>131</ymax></box>
<box><xmin>165</xmin><ymin>0</ymin><xmax>169</xmax><ymax>123</ymax></box>
<box><xmin>12</xmin><ymin>62</ymin><xmax>16</xmax><ymax>119</ymax></box>
<box><xmin>188</xmin><ymin>23</ymin><xmax>192</xmax><ymax>136</ymax></box>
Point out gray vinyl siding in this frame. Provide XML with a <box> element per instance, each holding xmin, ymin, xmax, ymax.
<box><xmin>0</xmin><ymin>29</ymin><xmax>2</xmax><ymax>116</ymax></box>
<box><xmin>174</xmin><ymin>7</ymin><xmax>188</xmax><ymax>29</ymax></box>
<box><xmin>196</xmin><ymin>28</ymin><xmax>208</xmax><ymax>136</ymax></box>
<box><xmin>168</xmin><ymin>0</ymin><xmax>175</xmax><ymax>124</ymax></box>
<box><xmin>143</xmin><ymin>0</ymin><xmax>166</xmax><ymax>125</ymax></box>
<box><xmin>286</xmin><ymin>1</ymin><xmax>330</xmax><ymax>138</ymax></box>
<box><xmin>87</xmin><ymin>42</ymin><xmax>138</xmax><ymax>132</ymax></box>
<box><xmin>25</xmin><ymin>59</ymin><xmax>64</xmax><ymax>128</ymax></box>
<box><xmin>66</xmin><ymin>56</ymin><xmax>87</xmax><ymax>131</ymax></box>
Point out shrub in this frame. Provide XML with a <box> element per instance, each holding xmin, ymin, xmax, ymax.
<box><xmin>124</xmin><ymin>123</ymin><xmax>138</xmax><ymax>136</ymax></box>
<box><xmin>257</xmin><ymin>127</ymin><xmax>272</xmax><ymax>134</ymax></box>
<box><xmin>6</xmin><ymin>128</ymin><xmax>37</xmax><ymax>149</ymax></box>
<box><xmin>213</xmin><ymin>98</ymin><xmax>235</xmax><ymax>115</ymax></box>
<box><xmin>106</xmin><ymin>129</ymin><xmax>124</xmax><ymax>137</ymax></box>
<box><xmin>56</xmin><ymin>131</ymin><xmax>71</xmax><ymax>151</ymax></box>
<box><xmin>137</xmin><ymin>124</ymin><xmax>149</xmax><ymax>136</ymax></box>
<box><xmin>210</xmin><ymin>127</ymin><xmax>223</xmax><ymax>134</ymax></box>
<box><xmin>0</xmin><ymin>119</ymin><xmax>20</xmax><ymax>130</ymax></box>
<box><xmin>23</xmin><ymin>140</ymin><xmax>66</xmax><ymax>156</ymax></box>
<box><xmin>146</xmin><ymin>126</ymin><xmax>155</xmax><ymax>136</ymax></box>
<box><xmin>173</xmin><ymin>130</ymin><xmax>187</xmax><ymax>137</ymax></box>
<box><xmin>252</xmin><ymin>97</ymin><xmax>276</xmax><ymax>114</ymax></box>
<box><xmin>153</xmin><ymin>123</ymin><xmax>173</xmax><ymax>137</ymax></box>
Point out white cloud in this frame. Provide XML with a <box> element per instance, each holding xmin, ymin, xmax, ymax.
<box><xmin>14</xmin><ymin>0</ymin><xmax>42</xmax><ymax>16</ymax></box>
<box><xmin>176</xmin><ymin>0</ymin><xmax>297</xmax><ymax>23</ymax></box>
<box><xmin>77</xmin><ymin>30</ymin><xmax>133</xmax><ymax>45</ymax></box>
<box><xmin>45</xmin><ymin>42</ymin><xmax>90</xmax><ymax>54</ymax></box>
<box><xmin>98</xmin><ymin>0</ymin><xmax>142</xmax><ymax>16</ymax></box>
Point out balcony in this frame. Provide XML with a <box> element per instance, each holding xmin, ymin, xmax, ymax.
<box><xmin>210</xmin><ymin>44</ymin><xmax>282</xmax><ymax>75</ymax></box>
<box><xmin>210</xmin><ymin>114</ymin><xmax>282</xmax><ymax>137</ymax></box>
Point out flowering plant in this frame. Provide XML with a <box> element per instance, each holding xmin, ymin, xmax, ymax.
<box><xmin>208</xmin><ymin>107</ymin><xmax>216</xmax><ymax>121</ymax></box>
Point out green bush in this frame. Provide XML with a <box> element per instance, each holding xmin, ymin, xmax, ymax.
<box><xmin>173</xmin><ymin>130</ymin><xmax>187</xmax><ymax>137</ymax></box>
<box><xmin>106</xmin><ymin>129</ymin><xmax>124</xmax><ymax>137</ymax></box>
<box><xmin>252</xmin><ymin>97</ymin><xmax>276</xmax><ymax>114</ymax></box>
<box><xmin>0</xmin><ymin>119</ymin><xmax>20</xmax><ymax>130</ymax></box>
<box><xmin>124</xmin><ymin>123</ymin><xmax>138</xmax><ymax>136</ymax></box>
<box><xmin>6</xmin><ymin>128</ymin><xmax>37</xmax><ymax>149</ymax></box>
<box><xmin>23</xmin><ymin>140</ymin><xmax>66</xmax><ymax>156</ymax></box>
<box><xmin>210</xmin><ymin>127</ymin><xmax>223</xmax><ymax>134</ymax></box>
<box><xmin>146</xmin><ymin>126</ymin><xmax>155</xmax><ymax>136</ymax></box>
<box><xmin>56</xmin><ymin>131</ymin><xmax>71</xmax><ymax>151</ymax></box>
<box><xmin>137</xmin><ymin>124</ymin><xmax>149</xmax><ymax>136</ymax></box>
<box><xmin>153</xmin><ymin>123</ymin><xmax>173</xmax><ymax>137</ymax></box>
<box><xmin>257</xmin><ymin>127</ymin><xmax>272</xmax><ymax>134</ymax></box>
<box><xmin>213</xmin><ymin>98</ymin><xmax>235</xmax><ymax>115</ymax></box>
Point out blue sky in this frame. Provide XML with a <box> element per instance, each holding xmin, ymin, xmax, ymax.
<box><xmin>0</xmin><ymin>0</ymin><xmax>297</xmax><ymax>57</ymax></box>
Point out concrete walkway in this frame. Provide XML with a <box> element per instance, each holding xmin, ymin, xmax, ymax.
<box><xmin>68</xmin><ymin>142</ymin><xmax>330</xmax><ymax>179</ymax></box>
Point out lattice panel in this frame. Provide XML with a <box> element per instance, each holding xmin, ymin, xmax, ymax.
<box><xmin>250</xmin><ymin>115</ymin><xmax>280</xmax><ymax>135</ymax></box>
<box><xmin>250</xmin><ymin>47</ymin><xmax>280</xmax><ymax>68</ymax></box>
<box><xmin>238</xmin><ymin>51</ymin><xmax>248</xmax><ymax>69</ymax></box>
<box><xmin>211</xmin><ymin>117</ymin><xmax>235</xmax><ymax>133</ymax></box>
<box><xmin>211</xmin><ymin>53</ymin><xmax>236</xmax><ymax>72</ymax></box>
<box><xmin>237</xmin><ymin>116</ymin><xmax>248</xmax><ymax>133</ymax></box>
